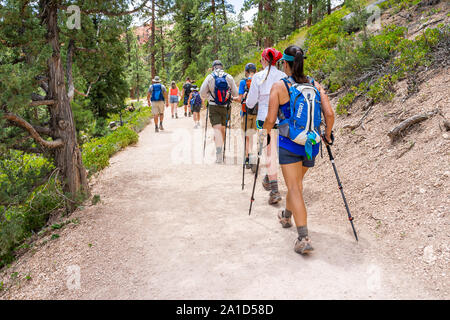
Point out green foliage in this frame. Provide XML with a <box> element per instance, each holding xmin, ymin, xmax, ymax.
<box><xmin>81</xmin><ymin>107</ymin><xmax>151</xmax><ymax>174</ymax></box>
<box><xmin>337</xmin><ymin>92</ymin><xmax>356</xmax><ymax>115</ymax></box>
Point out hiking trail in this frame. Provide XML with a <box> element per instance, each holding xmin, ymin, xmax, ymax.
<box><xmin>0</xmin><ymin>104</ymin><xmax>440</xmax><ymax>300</ymax></box>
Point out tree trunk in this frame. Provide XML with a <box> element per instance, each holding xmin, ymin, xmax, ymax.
<box><xmin>160</xmin><ymin>24</ymin><xmax>165</xmax><ymax>71</ymax></box>
<box><xmin>263</xmin><ymin>0</ymin><xmax>274</xmax><ymax>47</ymax></box>
<box><xmin>221</xmin><ymin>0</ymin><xmax>227</xmax><ymax>25</ymax></box>
<box><xmin>42</xmin><ymin>0</ymin><xmax>89</xmax><ymax>212</ymax></box>
<box><xmin>327</xmin><ymin>0</ymin><xmax>331</xmax><ymax>15</ymax></box>
<box><xmin>151</xmin><ymin>0</ymin><xmax>156</xmax><ymax>79</ymax></box>
<box><xmin>211</xmin><ymin>0</ymin><xmax>218</xmax><ymax>58</ymax></box>
<box><xmin>308</xmin><ymin>1</ymin><xmax>313</xmax><ymax>26</ymax></box>
<box><xmin>257</xmin><ymin>0</ymin><xmax>263</xmax><ymax>47</ymax></box>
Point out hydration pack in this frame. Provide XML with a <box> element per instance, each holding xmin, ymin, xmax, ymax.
<box><xmin>278</xmin><ymin>77</ymin><xmax>322</xmax><ymax>158</ymax></box>
<box><xmin>190</xmin><ymin>91</ymin><xmax>202</xmax><ymax>106</ymax></box>
<box><xmin>213</xmin><ymin>73</ymin><xmax>230</xmax><ymax>106</ymax></box>
<box><xmin>241</xmin><ymin>77</ymin><xmax>258</xmax><ymax>115</ymax></box>
<box><xmin>151</xmin><ymin>84</ymin><xmax>164</xmax><ymax>101</ymax></box>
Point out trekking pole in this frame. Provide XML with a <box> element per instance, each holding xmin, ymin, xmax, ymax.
<box><xmin>203</xmin><ymin>102</ymin><xmax>209</xmax><ymax>158</ymax></box>
<box><xmin>324</xmin><ymin>133</ymin><xmax>359</xmax><ymax>241</ymax></box>
<box><xmin>242</xmin><ymin>111</ymin><xmax>248</xmax><ymax>190</ymax></box>
<box><xmin>223</xmin><ymin>100</ymin><xmax>231</xmax><ymax>162</ymax></box>
<box><xmin>249</xmin><ymin>133</ymin><xmax>270</xmax><ymax>215</ymax></box>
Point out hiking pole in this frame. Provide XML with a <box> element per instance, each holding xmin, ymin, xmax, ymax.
<box><xmin>223</xmin><ymin>100</ymin><xmax>231</xmax><ymax>163</ymax></box>
<box><xmin>242</xmin><ymin>111</ymin><xmax>248</xmax><ymax>190</ymax></box>
<box><xmin>249</xmin><ymin>133</ymin><xmax>270</xmax><ymax>216</ymax></box>
<box><xmin>324</xmin><ymin>133</ymin><xmax>359</xmax><ymax>241</ymax></box>
<box><xmin>203</xmin><ymin>102</ymin><xmax>209</xmax><ymax>158</ymax></box>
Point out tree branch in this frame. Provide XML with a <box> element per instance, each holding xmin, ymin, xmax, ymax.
<box><xmin>3</xmin><ymin>113</ymin><xmax>63</xmax><ymax>149</ymax></box>
<box><xmin>67</xmin><ymin>39</ymin><xmax>75</xmax><ymax>100</ymax></box>
<box><xmin>29</xmin><ymin>100</ymin><xmax>55</xmax><ymax>107</ymax></box>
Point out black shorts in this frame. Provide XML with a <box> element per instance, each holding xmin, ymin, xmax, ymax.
<box><xmin>279</xmin><ymin>147</ymin><xmax>315</xmax><ymax>167</ymax></box>
<box><xmin>191</xmin><ymin>104</ymin><xmax>201</xmax><ymax>113</ymax></box>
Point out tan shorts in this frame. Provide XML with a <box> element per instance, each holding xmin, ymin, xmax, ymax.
<box><xmin>241</xmin><ymin>113</ymin><xmax>257</xmax><ymax>131</ymax></box>
<box><xmin>151</xmin><ymin>101</ymin><xmax>165</xmax><ymax>115</ymax></box>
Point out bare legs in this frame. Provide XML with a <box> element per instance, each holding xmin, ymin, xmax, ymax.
<box><xmin>281</xmin><ymin>163</ymin><xmax>309</xmax><ymax>227</ymax></box>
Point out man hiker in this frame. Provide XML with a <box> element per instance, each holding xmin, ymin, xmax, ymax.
<box><xmin>246</xmin><ymin>48</ymin><xmax>286</xmax><ymax>205</ymax></box>
<box><xmin>235</xmin><ymin>63</ymin><xmax>258</xmax><ymax>171</ymax></box>
<box><xmin>181</xmin><ymin>77</ymin><xmax>193</xmax><ymax>117</ymax></box>
<box><xmin>188</xmin><ymin>85</ymin><xmax>203</xmax><ymax>129</ymax></box>
<box><xmin>147</xmin><ymin>76</ymin><xmax>168</xmax><ymax>132</ymax></box>
<box><xmin>200</xmin><ymin>60</ymin><xmax>239</xmax><ymax>163</ymax></box>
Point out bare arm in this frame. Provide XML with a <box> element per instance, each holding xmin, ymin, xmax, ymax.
<box><xmin>147</xmin><ymin>92</ymin><xmax>151</xmax><ymax>106</ymax></box>
<box><xmin>315</xmin><ymin>81</ymin><xmax>334</xmax><ymax>142</ymax></box>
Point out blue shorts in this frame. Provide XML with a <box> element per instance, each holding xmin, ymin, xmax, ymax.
<box><xmin>183</xmin><ymin>96</ymin><xmax>189</xmax><ymax>106</ymax></box>
<box><xmin>170</xmin><ymin>95</ymin><xmax>179</xmax><ymax>104</ymax></box>
<box><xmin>279</xmin><ymin>147</ymin><xmax>316</xmax><ymax>167</ymax></box>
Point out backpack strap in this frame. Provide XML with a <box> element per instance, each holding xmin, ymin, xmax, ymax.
<box><xmin>279</xmin><ymin>78</ymin><xmax>292</xmax><ymax>121</ymax></box>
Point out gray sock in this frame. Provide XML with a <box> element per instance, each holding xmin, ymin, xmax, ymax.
<box><xmin>270</xmin><ymin>180</ymin><xmax>279</xmax><ymax>193</ymax></box>
<box><xmin>216</xmin><ymin>147</ymin><xmax>223</xmax><ymax>155</ymax></box>
<box><xmin>282</xmin><ymin>209</ymin><xmax>292</xmax><ymax>218</ymax></box>
<box><xmin>297</xmin><ymin>226</ymin><xmax>308</xmax><ymax>240</ymax></box>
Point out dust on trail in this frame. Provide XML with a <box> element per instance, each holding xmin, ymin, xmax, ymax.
<box><xmin>0</xmin><ymin>106</ymin><xmax>439</xmax><ymax>300</ymax></box>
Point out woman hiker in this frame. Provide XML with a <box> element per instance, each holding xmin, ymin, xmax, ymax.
<box><xmin>169</xmin><ymin>81</ymin><xmax>181</xmax><ymax>119</ymax></box>
<box><xmin>263</xmin><ymin>45</ymin><xmax>335</xmax><ymax>254</ymax></box>
<box><xmin>245</xmin><ymin>48</ymin><xmax>286</xmax><ymax>205</ymax></box>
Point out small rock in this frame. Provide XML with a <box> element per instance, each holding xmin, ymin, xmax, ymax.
<box><xmin>423</xmin><ymin>245</ymin><xmax>437</xmax><ymax>264</ymax></box>
<box><xmin>419</xmin><ymin>188</ymin><xmax>426</xmax><ymax>194</ymax></box>
<box><xmin>443</xmin><ymin>133</ymin><xmax>449</xmax><ymax>140</ymax></box>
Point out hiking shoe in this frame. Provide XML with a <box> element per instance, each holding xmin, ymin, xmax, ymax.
<box><xmin>155</xmin><ymin>127</ymin><xmax>159</xmax><ymax>133</ymax></box>
<box><xmin>159</xmin><ymin>123</ymin><xmax>164</xmax><ymax>131</ymax></box>
<box><xmin>294</xmin><ymin>237</ymin><xmax>314</xmax><ymax>255</ymax></box>
<box><xmin>278</xmin><ymin>210</ymin><xmax>293</xmax><ymax>228</ymax></box>
<box><xmin>250</xmin><ymin>163</ymin><xmax>257</xmax><ymax>174</ymax></box>
<box><xmin>262</xmin><ymin>175</ymin><xmax>271</xmax><ymax>191</ymax></box>
<box><xmin>184</xmin><ymin>112</ymin><xmax>187</xmax><ymax>117</ymax></box>
<box><xmin>189</xmin><ymin>112</ymin><xmax>192</xmax><ymax>117</ymax></box>
<box><xmin>216</xmin><ymin>154</ymin><xmax>223</xmax><ymax>164</ymax></box>
<box><xmin>245</xmin><ymin>157</ymin><xmax>251</xmax><ymax>169</ymax></box>
<box><xmin>172</xmin><ymin>115</ymin><xmax>174</xmax><ymax>119</ymax></box>
<box><xmin>176</xmin><ymin>114</ymin><xmax>179</xmax><ymax>119</ymax></box>
<box><xmin>268</xmin><ymin>191</ymin><xmax>282</xmax><ymax>205</ymax></box>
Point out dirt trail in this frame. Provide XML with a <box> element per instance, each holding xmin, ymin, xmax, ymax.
<box><xmin>0</xmin><ymin>105</ymin><xmax>440</xmax><ymax>300</ymax></box>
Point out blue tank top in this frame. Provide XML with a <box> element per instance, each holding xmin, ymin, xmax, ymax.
<box><xmin>278</xmin><ymin>101</ymin><xmax>320</xmax><ymax>157</ymax></box>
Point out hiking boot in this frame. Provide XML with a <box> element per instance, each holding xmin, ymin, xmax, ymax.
<box><xmin>176</xmin><ymin>113</ymin><xmax>179</xmax><ymax>119</ymax></box>
<box><xmin>159</xmin><ymin>123</ymin><xmax>164</xmax><ymax>131</ymax></box>
<box><xmin>155</xmin><ymin>126</ymin><xmax>159</xmax><ymax>133</ymax></box>
<box><xmin>277</xmin><ymin>210</ymin><xmax>292</xmax><ymax>228</ymax></box>
<box><xmin>184</xmin><ymin>112</ymin><xmax>187</xmax><ymax>117</ymax></box>
<box><xmin>268</xmin><ymin>191</ymin><xmax>282</xmax><ymax>205</ymax></box>
<box><xmin>172</xmin><ymin>115</ymin><xmax>174</xmax><ymax>119</ymax></box>
<box><xmin>216</xmin><ymin>153</ymin><xmax>223</xmax><ymax>164</ymax></box>
<box><xmin>245</xmin><ymin>157</ymin><xmax>251</xmax><ymax>169</ymax></box>
<box><xmin>294</xmin><ymin>237</ymin><xmax>314</xmax><ymax>255</ymax></box>
<box><xmin>250</xmin><ymin>163</ymin><xmax>257</xmax><ymax>174</ymax></box>
<box><xmin>262</xmin><ymin>175</ymin><xmax>271</xmax><ymax>191</ymax></box>
<box><xmin>189</xmin><ymin>112</ymin><xmax>192</xmax><ymax>117</ymax></box>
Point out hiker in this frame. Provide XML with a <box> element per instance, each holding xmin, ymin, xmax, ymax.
<box><xmin>147</xmin><ymin>76</ymin><xmax>168</xmax><ymax>132</ymax></box>
<box><xmin>235</xmin><ymin>63</ymin><xmax>258</xmax><ymax>171</ymax></box>
<box><xmin>181</xmin><ymin>77</ymin><xmax>193</xmax><ymax>117</ymax></box>
<box><xmin>246</xmin><ymin>48</ymin><xmax>286</xmax><ymax>205</ymax></box>
<box><xmin>199</xmin><ymin>60</ymin><xmax>239</xmax><ymax>163</ymax></box>
<box><xmin>188</xmin><ymin>85</ymin><xmax>203</xmax><ymax>129</ymax></box>
<box><xmin>263</xmin><ymin>45</ymin><xmax>335</xmax><ymax>254</ymax></box>
<box><xmin>169</xmin><ymin>81</ymin><xmax>181</xmax><ymax>119</ymax></box>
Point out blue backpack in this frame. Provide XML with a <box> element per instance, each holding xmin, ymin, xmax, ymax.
<box><xmin>151</xmin><ymin>83</ymin><xmax>164</xmax><ymax>101</ymax></box>
<box><xmin>212</xmin><ymin>73</ymin><xmax>230</xmax><ymax>105</ymax></box>
<box><xmin>279</xmin><ymin>77</ymin><xmax>322</xmax><ymax>159</ymax></box>
<box><xmin>190</xmin><ymin>91</ymin><xmax>202</xmax><ymax>106</ymax></box>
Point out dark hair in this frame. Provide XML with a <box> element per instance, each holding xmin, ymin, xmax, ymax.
<box><xmin>264</xmin><ymin>52</ymin><xmax>274</xmax><ymax>81</ymax></box>
<box><xmin>284</xmin><ymin>45</ymin><xmax>308</xmax><ymax>84</ymax></box>
<box><xmin>171</xmin><ymin>82</ymin><xmax>176</xmax><ymax>89</ymax></box>
<box><xmin>186</xmin><ymin>77</ymin><xmax>190</xmax><ymax>81</ymax></box>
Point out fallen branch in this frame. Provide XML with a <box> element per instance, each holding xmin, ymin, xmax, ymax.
<box><xmin>29</xmin><ymin>100</ymin><xmax>55</xmax><ymax>107</ymax></box>
<box><xmin>388</xmin><ymin>109</ymin><xmax>439</xmax><ymax>142</ymax></box>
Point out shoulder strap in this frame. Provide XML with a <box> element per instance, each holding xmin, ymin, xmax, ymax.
<box><xmin>281</xmin><ymin>78</ymin><xmax>290</xmax><ymax>95</ymax></box>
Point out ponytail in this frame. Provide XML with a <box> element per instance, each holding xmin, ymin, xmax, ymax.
<box><xmin>284</xmin><ymin>45</ymin><xmax>308</xmax><ymax>84</ymax></box>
